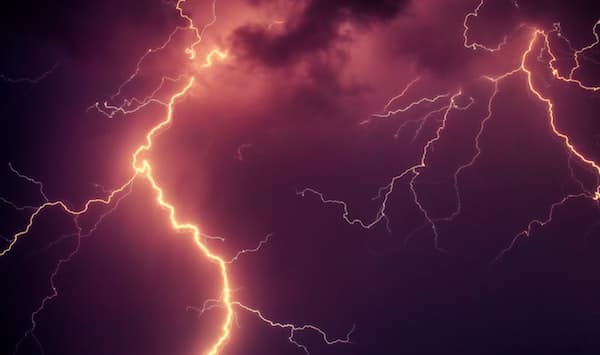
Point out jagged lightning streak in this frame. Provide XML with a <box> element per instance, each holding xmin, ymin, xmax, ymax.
<box><xmin>436</xmin><ymin>7</ymin><xmax>600</xmax><ymax>257</ymax></box>
<box><xmin>187</xmin><ymin>299</ymin><xmax>355</xmax><ymax>355</ymax></box>
<box><xmin>493</xmin><ymin>193</ymin><xmax>589</xmax><ymax>263</ymax></box>
<box><xmin>297</xmin><ymin>75</ymin><xmax>461</xmax><ymax>232</ymax></box>
<box><xmin>7</xmin><ymin>163</ymin><xmax>49</xmax><ymax>202</ymax></box>
<box><xmin>1</xmin><ymin>163</ymin><xmax>47</xmax><ymax>211</ymax></box>
<box><xmin>1</xmin><ymin>165</ymin><xmax>136</xmax><ymax>354</ymax></box>
<box><xmin>176</xmin><ymin>0</ymin><xmax>217</xmax><ymax>60</ymax></box>
<box><xmin>380</xmin><ymin>76</ymin><xmax>421</xmax><ymax>112</ymax></box>
<box><xmin>92</xmin><ymin>1</ymin><xmax>350</xmax><ymax>348</ymax></box>
<box><xmin>394</xmin><ymin>104</ymin><xmax>450</xmax><ymax>141</ymax></box>
<box><xmin>185</xmin><ymin>230</ymin><xmax>355</xmax><ymax>355</ymax></box>
<box><xmin>361</xmin><ymin>91</ymin><xmax>450</xmax><ymax>124</ymax></box>
<box><xmin>6</xmin><ymin>1</ymin><xmax>599</xmax><ymax>354</ymax></box>
<box><xmin>0</xmin><ymin>63</ymin><xmax>58</xmax><ymax>85</ymax></box>
<box><xmin>0</xmin><ymin>176</ymin><xmax>136</xmax><ymax>258</ymax></box>
<box><xmin>224</xmin><ymin>233</ymin><xmax>273</xmax><ymax>264</ymax></box>
<box><xmin>483</xmin><ymin>26</ymin><xmax>600</xmax><ymax>259</ymax></box>
<box><xmin>201</xmin><ymin>49</ymin><xmax>228</xmax><ymax>68</ymax></box>
<box><xmin>462</xmin><ymin>0</ymin><xmax>509</xmax><ymax>52</ymax></box>
<box><xmin>568</xmin><ymin>20</ymin><xmax>600</xmax><ymax>79</ymax></box>
<box><xmin>3</xmin><ymin>1</ymin><xmax>351</xmax><ymax>354</ymax></box>
<box><xmin>450</xmin><ymin>1</ymin><xmax>600</xmax><ymax>259</ymax></box>
<box><xmin>89</xmin><ymin>75</ymin><xmax>186</xmax><ymax>119</ymax></box>
<box><xmin>299</xmin><ymin>90</ymin><xmax>467</xmax><ymax>242</ymax></box>
<box><xmin>2</xmin><ymin>57</ymin><xmax>231</xmax><ymax>355</ymax></box>
<box><xmin>233</xmin><ymin>302</ymin><xmax>355</xmax><ymax>355</ymax></box>
<box><xmin>186</xmin><ymin>230</ymin><xmax>355</xmax><ymax>355</ymax></box>
<box><xmin>128</xmin><ymin>76</ymin><xmax>236</xmax><ymax>355</ymax></box>
<box><xmin>3</xmin><ymin>4</ymin><xmax>233</xmax><ymax>351</ymax></box>
<box><xmin>89</xmin><ymin>0</ymin><xmax>220</xmax><ymax>119</ymax></box>
<box><xmin>446</xmin><ymin>71</ymin><xmax>519</xmax><ymax>222</ymax></box>
<box><xmin>13</xmin><ymin>182</ymin><xmax>134</xmax><ymax>355</ymax></box>
<box><xmin>545</xmin><ymin>22</ymin><xmax>600</xmax><ymax>92</ymax></box>
<box><xmin>301</xmin><ymin>0</ymin><xmax>600</xmax><ymax>261</ymax></box>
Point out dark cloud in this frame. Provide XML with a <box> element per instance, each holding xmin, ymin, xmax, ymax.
<box><xmin>232</xmin><ymin>0</ymin><xmax>409</xmax><ymax>66</ymax></box>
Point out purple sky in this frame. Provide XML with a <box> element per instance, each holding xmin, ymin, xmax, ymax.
<box><xmin>1</xmin><ymin>1</ymin><xmax>600</xmax><ymax>354</ymax></box>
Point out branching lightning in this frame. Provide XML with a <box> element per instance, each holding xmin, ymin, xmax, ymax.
<box><xmin>1</xmin><ymin>1</ymin><xmax>351</xmax><ymax>354</ymax></box>
<box><xmin>4</xmin><ymin>0</ymin><xmax>600</xmax><ymax>354</ymax></box>
<box><xmin>300</xmin><ymin>0</ymin><xmax>600</xmax><ymax>260</ymax></box>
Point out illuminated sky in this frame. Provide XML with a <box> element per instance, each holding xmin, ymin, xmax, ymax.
<box><xmin>1</xmin><ymin>0</ymin><xmax>600</xmax><ymax>354</ymax></box>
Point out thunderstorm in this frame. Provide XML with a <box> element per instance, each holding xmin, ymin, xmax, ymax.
<box><xmin>2</xmin><ymin>0</ymin><xmax>600</xmax><ymax>354</ymax></box>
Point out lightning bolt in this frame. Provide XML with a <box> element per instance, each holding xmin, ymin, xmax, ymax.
<box><xmin>300</xmin><ymin>1</ymin><xmax>600</xmax><ymax>261</ymax></box>
<box><xmin>0</xmin><ymin>175</ymin><xmax>135</xmax><ymax>258</ymax></box>
<box><xmin>462</xmin><ymin>0</ymin><xmax>509</xmax><ymax>52</ymax></box>
<box><xmin>13</xmin><ymin>183</ymin><xmax>133</xmax><ymax>355</ymax></box>
<box><xmin>483</xmin><ymin>25</ymin><xmax>600</xmax><ymax>259</ymax></box>
<box><xmin>232</xmin><ymin>302</ymin><xmax>355</xmax><ymax>355</ymax></box>
<box><xmin>2</xmin><ymin>1</ymin><xmax>350</xmax><ymax>354</ymax></box>
<box><xmin>5</xmin><ymin>0</ymin><xmax>600</xmax><ymax>353</ymax></box>
<box><xmin>188</xmin><ymin>299</ymin><xmax>355</xmax><ymax>355</ymax></box>
<box><xmin>299</xmin><ymin>90</ymin><xmax>469</xmax><ymax>243</ymax></box>
<box><xmin>546</xmin><ymin>21</ymin><xmax>600</xmax><ymax>92</ymax></box>
<box><xmin>127</xmin><ymin>76</ymin><xmax>236</xmax><ymax>355</ymax></box>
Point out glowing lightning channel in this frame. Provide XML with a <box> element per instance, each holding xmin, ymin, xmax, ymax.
<box><xmin>446</xmin><ymin>4</ymin><xmax>600</xmax><ymax>259</ymax></box>
<box><xmin>463</xmin><ymin>0</ymin><xmax>508</xmax><ymax>52</ymax></box>
<box><xmin>201</xmin><ymin>49</ymin><xmax>228</xmax><ymax>68</ymax></box>
<box><xmin>224</xmin><ymin>233</ymin><xmax>273</xmax><ymax>264</ymax></box>
<box><xmin>89</xmin><ymin>75</ymin><xmax>186</xmax><ymax>119</ymax></box>
<box><xmin>493</xmin><ymin>193</ymin><xmax>589</xmax><ymax>263</ymax></box>
<box><xmin>301</xmin><ymin>1</ymin><xmax>600</xmax><ymax>260</ymax></box>
<box><xmin>233</xmin><ymin>302</ymin><xmax>355</xmax><ymax>355</ymax></box>
<box><xmin>187</xmin><ymin>229</ymin><xmax>354</xmax><ymax>355</ymax></box>
<box><xmin>3</xmin><ymin>0</ymin><xmax>354</xmax><ymax>353</ymax></box>
<box><xmin>188</xmin><ymin>299</ymin><xmax>355</xmax><ymax>355</ymax></box>
<box><xmin>361</xmin><ymin>91</ymin><xmax>451</xmax><ymax>125</ymax></box>
<box><xmin>435</xmin><ymin>11</ymin><xmax>600</xmax><ymax>256</ymax></box>
<box><xmin>89</xmin><ymin>0</ymin><xmax>220</xmax><ymax>118</ymax></box>
<box><xmin>298</xmin><ymin>90</ymin><xmax>468</xmax><ymax>243</ymax></box>
<box><xmin>446</xmin><ymin>69</ymin><xmax>520</xmax><ymax>222</ymax></box>
<box><xmin>568</xmin><ymin>20</ymin><xmax>600</xmax><ymax>79</ymax></box>
<box><xmin>176</xmin><ymin>0</ymin><xmax>218</xmax><ymax>60</ymax></box>
<box><xmin>481</xmin><ymin>27</ymin><xmax>600</xmax><ymax>260</ymax></box>
<box><xmin>546</xmin><ymin>22</ymin><xmax>600</xmax><ymax>92</ymax></box>
<box><xmin>7</xmin><ymin>1</ymin><xmax>600</xmax><ymax>354</ymax></box>
<box><xmin>0</xmin><ymin>176</ymin><xmax>136</xmax><ymax>257</ymax></box>
<box><xmin>522</xmin><ymin>29</ymin><xmax>600</xmax><ymax>199</ymax></box>
<box><xmin>13</xmin><ymin>183</ymin><xmax>133</xmax><ymax>355</ymax></box>
<box><xmin>394</xmin><ymin>104</ymin><xmax>450</xmax><ymax>141</ymax></box>
<box><xmin>381</xmin><ymin>76</ymin><xmax>421</xmax><ymax>112</ymax></box>
<box><xmin>128</xmin><ymin>75</ymin><xmax>234</xmax><ymax>355</ymax></box>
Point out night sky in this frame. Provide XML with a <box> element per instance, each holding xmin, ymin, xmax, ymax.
<box><xmin>2</xmin><ymin>1</ymin><xmax>600</xmax><ymax>354</ymax></box>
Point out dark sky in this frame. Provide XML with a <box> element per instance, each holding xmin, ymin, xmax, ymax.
<box><xmin>1</xmin><ymin>0</ymin><xmax>600</xmax><ymax>354</ymax></box>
